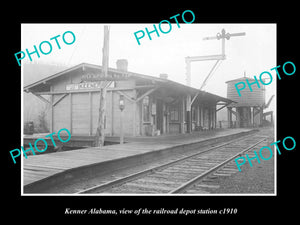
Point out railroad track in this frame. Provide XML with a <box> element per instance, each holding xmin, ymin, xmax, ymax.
<box><xmin>77</xmin><ymin>134</ymin><xmax>269</xmax><ymax>194</ymax></box>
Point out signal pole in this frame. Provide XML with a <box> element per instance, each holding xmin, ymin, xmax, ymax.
<box><xmin>185</xmin><ymin>28</ymin><xmax>245</xmax><ymax>133</ymax></box>
<box><xmin>186</xmin><ymin>28</ymin><xmax>246</xmax><ymax>88</ymax></box>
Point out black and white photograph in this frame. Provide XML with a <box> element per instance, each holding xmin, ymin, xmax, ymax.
<box><xmin>4</xmin><ymin>5</ymin><xmax>298</xmax><ymax>220</ymax></box>
<box><xmin>21</xmin><ymin>23</ymin><xmax>276</xmax><ymax>195</ymax></box>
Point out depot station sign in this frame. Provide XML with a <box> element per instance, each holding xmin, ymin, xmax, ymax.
<box><xmin>66</xmin><ymin>82</ymin><xmax>102</xmax><ymax>91</ymax></box>
<box><xmin>82</xmin><ymin>71</ymin><xmax>130</xmax><ymax>81</ymax></box>
<box><xmin>65</xmin><ymin>72</ymin><xmax>131</xmax><ymax>91</ymax></box>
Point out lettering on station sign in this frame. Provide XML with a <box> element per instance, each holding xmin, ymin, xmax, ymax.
<box><xmin>66</xmin><ymin>71</ymin><xmax>131</xmax><ymax>91</ymax></box>
<box><xmin>81</xmin><ymin>72</ymin><xmax>130</xmax><ymax>82</ymax></box>
<box><xmin>66</xmin><ymin>82</ymin><xmax>102</xmax><ymax>91</ymax></box>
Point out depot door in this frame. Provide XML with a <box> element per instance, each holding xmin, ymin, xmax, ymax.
<box><xmin>156</xmin><ymin>100</ymin><xmax>164</xmax><ymax>134</ymax></box>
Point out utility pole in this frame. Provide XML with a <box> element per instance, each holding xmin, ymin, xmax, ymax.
<box><xmin>95</xmin><ymin>26</ymin><xmax>110</xmax><ymax>147</ymax></box>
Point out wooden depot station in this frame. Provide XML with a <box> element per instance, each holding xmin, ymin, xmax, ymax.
<box><xmin>24</xmin><ymin>60</ymin><xmax>234</xmax><ymax>147</ymax></box>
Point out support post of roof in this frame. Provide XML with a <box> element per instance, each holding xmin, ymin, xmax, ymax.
<box><xmin>197</xmin><ymin>105</ymin><xmax>200</xmax><ymax>127</ymax></box>
<box><xmin>227</xmin><ymin>107</ymin><xmax>232</xmax><ymax>128</ymax></box>
<box><xmin>69</xmin><ymin>93</ymin><xmax>72</xmax><ymax>134</ymax></box>
<box><xmin>133</xmin><ymin>90</ymin><xmax>137</xmax><ymax>136</ymax></box>
<box><xmin>214</xmin><ymin>105</ymin><xmax>217</xmax><ymax>129</ymax></box>
<box><xmin>186</xmin><ymin>94</ymin><xmax>192</xmax><ymax>133</ymax></box>
<box><xmin>50</xmin><ymin>94</ymin><xmax>53</xmax><ymax>132</ymax></box>
<box><xmin>181</xmin><ymin>97</ymin><xmax>185</xmax><ymax>134</ymax></box>
<box><xmin>89</xmin><ymin>92</ymin><xmax>92</xmax><ymax>136</ymax></box>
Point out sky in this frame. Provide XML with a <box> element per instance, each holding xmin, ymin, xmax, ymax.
<box><xmin>21</xmin><ymin>23</ymin><xmax>276</xmax><ymax>109</ymax></box>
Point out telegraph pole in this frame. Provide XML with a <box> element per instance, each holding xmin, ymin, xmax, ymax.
<box><xmin>95</xmin><ymin>26</ymin><xmax>110</xmax><ymax>147</ymax></box>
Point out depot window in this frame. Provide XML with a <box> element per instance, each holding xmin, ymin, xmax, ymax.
<box><xmin>143</xmin><ymin>96</ymin><xmax>151</xmax><ymax>122</ymax></box>
<box><xmin>192</xmin><ymin>107</ymin><xmax>196</xmax><ymax>122</ymax></box>
<box><xmin>170</xmin><ymin>106</ymin><xmax>179</xmax><ymax>122</ymax></box>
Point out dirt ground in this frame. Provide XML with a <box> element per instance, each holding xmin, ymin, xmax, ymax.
<box><xmin>209</xmin><ymin>127</ymin><xmax>275</xmax><ymax>194</ymax></box>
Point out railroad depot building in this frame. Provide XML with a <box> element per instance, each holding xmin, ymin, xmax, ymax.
<box><xmin>24</xmin><ymin>60</ymin><xmax>233</xmax><ymax>139</ymax></box>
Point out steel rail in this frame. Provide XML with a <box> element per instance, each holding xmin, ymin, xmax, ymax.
<box><xmin>169</xmin><ymin>137</ymin><xmax>268</xmax><ymax>194</ymax></box>
<box><xmin>76</xmin><ymin>133</ymin><xmax>262</xmax><ymax>194</ymax></box>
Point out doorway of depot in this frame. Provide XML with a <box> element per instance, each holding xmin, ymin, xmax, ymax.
<box><xmin>156</xmin><ymin>100</ymin><xmax>164</xmax><ymax>135</ymax></box>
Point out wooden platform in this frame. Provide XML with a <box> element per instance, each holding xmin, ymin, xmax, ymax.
<box><xmin>23</xmin><ymin>128</ymin><xmax>253</xmax><ymax>189</ymax></box>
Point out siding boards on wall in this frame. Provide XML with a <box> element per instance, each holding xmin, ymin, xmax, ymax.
<box><xmin>91</xmin><ymin>92</ymin><xmax>100</xmax><ymax>135</ymax></box>
<box><xmin>92</xmin><ymin>90</ymin><xmax>136</xmax><ymax>136</ymax></box>
<box><xmin>105</xmin><ymin>91</ymin><xmax>112</xmax><ymax>135</ymax></box>
<box><xmin>49</xmin><ymin>72</ymin><xmax>143</xmax><ymax>137</ymax></box>
<box><xmin>112</xmin><ymin>90</ymin><xmax>135</xmax><ymax>136</ymax></box>
<box><xmin>53</xmin><ymin>94</ymin><xmax>70</xmax><ymax>133</ymax></box>
<box><xmin>72</xmin><ymin>93</ymin><xmax>89</xmax><ymax>135</ymax></box>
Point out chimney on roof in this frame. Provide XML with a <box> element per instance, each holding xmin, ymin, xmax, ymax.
<box><xmin>159</xmin><ymin>73</ymin><xmax>168</xmax><ymax>79</ymax></box>
<box><xmin>116</xmin><ymin>59</ymin><xmax>128</xmax><ymax>72</ymax></box>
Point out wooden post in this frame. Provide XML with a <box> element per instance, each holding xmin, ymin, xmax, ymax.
<box><xmin>252</xmin><ymin>107</ymin><xmax>255</xmax><ymax>127</ymax></box>
<box><xmin>250</xmin><ymin>107</ymin><xmax>253</xmax><ymax>127</ymax></box>
<box><xmin>166</xmin><ymin>104</ymin><xmax>169</xmax><ymax>134</ymax></box>
<box><xmin>197</xmin><ymin>105</ymin><xmax>200</xmax><ymax>126</ymax></box>
<box><xmin>248</xmin><ymin>107</ymin><xmax>251</xmax><ymax>127</ymax></box>
<box><xmin>200</xmin><ymin>107</ymin><xmax>203</xmax><ymax>128</ymax></box>
<box><xmin>186</xmin><ymin>95</ymin><xmax>192</xmax><ymax>133</ymax></box>
<box><xmin>227</xmin><ymin>107</ymin><xmax>232</xmax><ymax>128</ymax></box>
<box><xmin>95</xmin><ymin>26</ymin><xmax>110</xmax><ymax>147</ymax></box>
<box><xmin>208</xmin><ymin>108</ymin><xmax>211</xmax><ymax>130</ymax></box>
<box><xmin>89</xmin><ymin>92</ymin><xmax>92</xmax><ymax>136</ymax></box>
<box><xmin>213</xmin><ymin>106</ymin><xmax>216</xmax><ymax>129</ymax></box>
<box><xmin>120</xmin><ymin>109</ymin><xmax>124</xmax><ymax>144</ymax></box>
<box><xmin>111</xmin><ymin>91</ymin><xmax>114</xmax><ymax>136</ymax></box>
<box><xmin>260</xmin><ymin>107</ymin><xmax>263</xmax><ymax>126</ymax></box>
<box><xmin>95</xmin><ymin>88</ymin><xmax>106</xmax><ymax>146</ymax></box>
<box><xmin>50</xmin><ymin>94</ymin><xmax>53</xmax><ymax>132</ymax></box>
<box><xmin>133</xmin><ymin>90</ymin><xmax>136</xmax><ymax>136</ymax></box>
<box><xmin>181</xmin><ymin>97</ymin><xmax>185</xmax><ymax>134</ymax></box>
<box><xmin>69</xmin><ymin>93</ymin><xmax>72</xmax><ymax>133</ymax></box>
<box><xmin>162</xmin><ymin>103</ymin><xmax>166</xmax><ymax>134</ymax></box>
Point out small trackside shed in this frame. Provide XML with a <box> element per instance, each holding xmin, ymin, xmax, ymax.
<box><xmin>24</xmin><ymin>61</ymin><xmax>233</xmax><ymax>137</ymax></box>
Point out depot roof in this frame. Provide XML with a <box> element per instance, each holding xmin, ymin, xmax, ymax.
<box><xmin>24</xmin><ymin>62</ymin><xmax>233</xmax><ymax>104</ymax></box>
